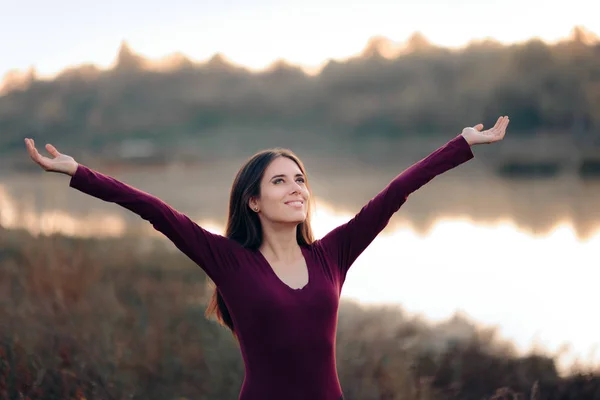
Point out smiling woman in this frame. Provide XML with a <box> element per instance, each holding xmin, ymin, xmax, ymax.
<box><xmin>22</xmin><ymin>115</ymin><xmax>509</xmax><ymax>400</ymax></box>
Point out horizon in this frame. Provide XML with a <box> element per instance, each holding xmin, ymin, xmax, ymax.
<box><xmin>1</xmin><ymin>24</ymin><xmax>597</xmax><ymax>90</ymax></box>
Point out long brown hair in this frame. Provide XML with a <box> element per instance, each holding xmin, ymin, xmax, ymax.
<box><xmin>204</xmin><ymin>148</ymin><xmax>315</xmax><ymax>335</ymax></box>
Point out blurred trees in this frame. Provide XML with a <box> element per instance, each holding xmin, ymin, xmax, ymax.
<box><xmin>1</xmin><ymin>27</ymin><xmax>598</xmax><ymax>158</ymax></box>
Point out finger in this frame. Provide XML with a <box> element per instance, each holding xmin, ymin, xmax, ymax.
<box><xmin>502</xmin><ymin>116</ymin><xmax>510</xmax><ymax>131</ymax></box>
<box><xmin>497</xmin><ymin>116</ymin><xmax>504</xmax><ymax>127</ymax></box>
<box><xmin>491</xmin><ymin>116</ymin><xmax>508</xmax><ymax>135</ymax></box>
<box><xmin>45</xmin><ymin>143</ymin><xmax>60</xmax><ymax>157</ymax></box>
<box><xmin>26</xmin><ymin>139</ymin><xmax>40</xmax><ymax>161</ymax></box>
<box><xmin>26</xmin><ymin>138</ymin><xmax>37</xmax><ymax>152</ymax></box>
<box><xmin>493</xmin><ymin>116</ymin><xmax>503</xmax><ymax>130</ymax></box>
<box><xmin>496</xmin><ymin>117</ymin><xmax>509</xmax><ymax>140</ymax></box>
<box><xmin>474</xmin><ymin>123</ymin><xmax>484</xmax><ymax>131</ymax></box>
<box><xmin>496</xmin><ymin>117</ymin><xmax>508</xmax><ymax>137</ymax></box>
<box><xmin>27</xmin><ymin>140</ymin><xmax>46</xmax><ymax>166</ymax></box>
<box><xmin>502</xmin><ymin>118</ymin><xmax>509</xmax><ymax>138</ymax></box>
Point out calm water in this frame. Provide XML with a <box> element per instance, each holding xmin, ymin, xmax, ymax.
<box><xmin>1</xmin><ymin>160</ymin><xmax>599</xmax><ymax>372</ymax></box>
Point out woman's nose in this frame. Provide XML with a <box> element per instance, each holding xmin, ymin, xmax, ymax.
<box><xmin>290</xmin><ymin>183</ymin><xmax>302</xmax><ymax>194</ymax></box>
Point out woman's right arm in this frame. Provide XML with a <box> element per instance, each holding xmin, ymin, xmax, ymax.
<box><xmin>24</xmin><ymin>138</ymin><xmax>232</xmax><ymax>284</ymax></box>
<box><xmin>70</xmin><ymin>163</ymin><xmax>233</xmax><ymax>283</ymax></box>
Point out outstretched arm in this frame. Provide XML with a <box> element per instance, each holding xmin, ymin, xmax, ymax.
<box><xmin>319</xmin><ymin>116</ymin><xmax>509</xmax><ymax>281</ymax></box>
<box><xmin>24</xmin><ymin>138</ymin><xmax>233</xmax><ymax>285</ymax></box>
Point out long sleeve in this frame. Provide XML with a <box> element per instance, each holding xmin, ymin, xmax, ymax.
<box><xmin>69</xmin><ymin>164</ymin><xmax>234</xmax><ymax>285</ymax></box>
<box><xmin>319</xmin><ymin>134</ymin><xmax>474</xmax><ymax>282</ymax></box>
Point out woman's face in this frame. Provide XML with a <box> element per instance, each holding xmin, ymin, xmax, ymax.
<box><xmin>250</xmin><ymin>156</ymin><xmax>309</xmax><ymax>225</ymax></box>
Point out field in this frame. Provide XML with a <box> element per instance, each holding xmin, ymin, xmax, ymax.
<box><xmin>1</xmin><ymin>225</ymin><xmax>599</xmax><ymax>400</ymax></box>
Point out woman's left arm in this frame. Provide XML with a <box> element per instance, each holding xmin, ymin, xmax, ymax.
<box><xmin>319</xmin><ymin>116</ymin><xmax>509</xmax><ymax>279</ymax></box>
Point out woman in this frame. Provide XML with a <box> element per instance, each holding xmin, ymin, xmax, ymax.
<box><xmin>24</xmin><ymin>116</ymin><xmax>509</xmax><ymax>400</ymax></box>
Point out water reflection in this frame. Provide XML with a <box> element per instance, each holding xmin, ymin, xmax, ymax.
<box><xmin>0</xmin><ymin>184</ymin><xmax>126</xmax><ymax>237</ymax></box>
<box><xmin>341</xmin><ymin>217</ymin><xmax>600</xmax><ymax>371</ymax></box>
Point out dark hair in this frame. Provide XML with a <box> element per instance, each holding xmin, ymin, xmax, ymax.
<box><xmin>204</xmin><ymin>148</ymin><xmax>315</xmax><ymax>335</ymax></box>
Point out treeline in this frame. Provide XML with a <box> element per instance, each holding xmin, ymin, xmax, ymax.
<box><xmin>1</xmin><ymin>225</ymin><xmax>599</xmax><ymax>399</ymax></box>
<box><xmin>0</xmin><ymin>26</ymin><xmax>599</xmax><ymax>158</ymax></box>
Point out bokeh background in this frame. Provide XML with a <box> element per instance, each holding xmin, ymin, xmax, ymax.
<box><xmin>1</xmin><ymin>1</ymin><xmax>599</xmax><ymax>399</ymax></box>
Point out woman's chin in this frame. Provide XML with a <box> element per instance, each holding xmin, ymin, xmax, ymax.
<box><xmin>282</xmin><ymin>211</ymin><xmax>307</xmax><ymax>224</ymax></box>
<box><xmin>267</xmin><ymin>207</ymin><xmax>308</xmax><ymax>225</ymax></box>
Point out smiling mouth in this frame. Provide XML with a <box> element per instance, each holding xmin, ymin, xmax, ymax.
<box><xmin>285</xmin><ymin>200</ymin><xmax>304</xmax><ymax>207</ymax></box>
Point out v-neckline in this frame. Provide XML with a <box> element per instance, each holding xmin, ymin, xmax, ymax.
<box><xmin>256</xmin><ymin>246</ymin><xmax>311</xmax><ymax>292</ymax></box>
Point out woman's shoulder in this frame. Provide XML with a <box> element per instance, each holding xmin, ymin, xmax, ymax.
<box><xmin>303</xmin><ymin>239</ymin><xmax>334</xmax><ymax>266</ymax></box>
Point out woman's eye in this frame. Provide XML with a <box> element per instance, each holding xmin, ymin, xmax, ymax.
<box><xmin>272</xmin><ymin>177</ymin><xmax>304</xmax><ymax>184</ymax></box>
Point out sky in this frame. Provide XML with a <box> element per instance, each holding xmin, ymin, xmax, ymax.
<box><xmin>1</xmin><ymin>0</ymin><xmax>598</xmax><ymax>79</ymax></box>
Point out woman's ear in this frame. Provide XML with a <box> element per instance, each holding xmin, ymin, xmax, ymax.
<box><xmin>248</xmin><ymin>197</ymin><xmax>259</xmax><ymax>212</ymax></box>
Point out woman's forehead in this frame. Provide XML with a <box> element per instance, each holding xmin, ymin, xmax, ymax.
<box><xmin>264</xmin><ymin>157</ymin><xmax>303</xmax><ymax>175</ymax></box>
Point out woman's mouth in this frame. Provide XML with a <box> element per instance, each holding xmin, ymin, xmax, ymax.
<box><xmin>285</xmin><ymin>200</ymin><xmax>304</xmax><ymax>208</ymax></box>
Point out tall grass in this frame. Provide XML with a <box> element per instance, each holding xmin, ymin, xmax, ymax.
<box><xmin>1</xmin><ymin>225</ymin><xmax>598</xmax><ymax>399</ymax></box>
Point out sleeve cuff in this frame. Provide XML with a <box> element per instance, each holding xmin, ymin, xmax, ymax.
<box><xmin>69</xmin><ymin>163</ymin><xmax>86</xmax><ymax>189</ymax></box>
<box><xmin>452</xmin><ymin>134</ymin><xmax>475</xmax><ymax>161</ymax></box>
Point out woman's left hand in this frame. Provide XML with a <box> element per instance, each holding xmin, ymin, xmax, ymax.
<box><xmin>461</xmin><ymin>115</ymin><xmax>509</xmax><ymax>146</ymax></box>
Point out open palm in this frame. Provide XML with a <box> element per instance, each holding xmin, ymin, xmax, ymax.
<box><xmin>461</xmin><ymin>116</ymin><xmax>509</xmax><ymax>146</ymax></box>
<box><xmin>24</xmin><ymin>138</ymin><xmax>78</xmax><ymax>176</ymax></box>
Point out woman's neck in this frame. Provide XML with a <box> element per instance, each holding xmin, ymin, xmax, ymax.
<box><xmin>259</xmin><ymin>223</ymin><xmax>301</xmax><ymax>262</ymax></box>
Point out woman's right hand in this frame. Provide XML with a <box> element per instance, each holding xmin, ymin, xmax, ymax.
<box><xmin>25</xmin><ymin>138</ymin><xmax>78</xmax><ymax>176</ymax></box>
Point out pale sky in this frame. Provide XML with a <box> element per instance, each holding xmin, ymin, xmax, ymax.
<box><xmin>1</xmin><ymin>0</ymin><xmax>598</xmax><ymax>79</ymax></box>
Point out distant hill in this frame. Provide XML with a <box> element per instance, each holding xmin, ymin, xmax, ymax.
<box><xmin>1</xmin><ymin>26</ymin><xmax>599</xmax><ymax>166</ymax></box>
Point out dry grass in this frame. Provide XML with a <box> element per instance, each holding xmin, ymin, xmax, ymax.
<box><xmin>1</xmin><ymin>225</ymin><xmax>599</xmax><ymax>399</ymax></box>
